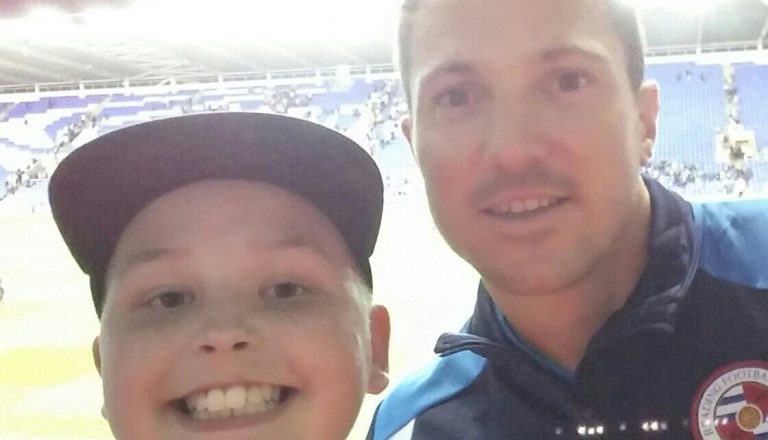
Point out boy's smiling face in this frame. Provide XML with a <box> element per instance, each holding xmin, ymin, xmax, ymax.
<box><xmin>93</xmin><ymin>179</ymin><xmax>389</xmax><ymax>440</ymax></box>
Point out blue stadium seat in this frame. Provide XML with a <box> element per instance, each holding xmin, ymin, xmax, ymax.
<box><xmin>646</xmin><ymin>64</ymin><xmax>728</xmax><ymax>173</ymax></box>
<box><xmin>734</xmin><ymin>63</ymin><xmax>768</xmax><ymax>151</ymax></box>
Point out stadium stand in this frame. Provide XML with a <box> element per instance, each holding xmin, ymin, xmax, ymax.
<box><xmin>2</xmin><ymin>96</ymin><xmax>105</xmax><ymax>149</ymax></box>
<box><xmin>733</xmin><ymin>63</ymin><xmax>768</xmax><ymax>151</ymax></box>
<box><xmin>750</xmin><ymin>157</ymin><xmax>768</xmax><ymax>190</ymax></box>
<box><xmin>1</xmin><ymin>64</ymin><xmax>767</xmax><ymax>209</ymax></box>
<box><xmin>646</xmin><ymin>63</ymin><xmax>729</xmax><ymax>174</ymax></box>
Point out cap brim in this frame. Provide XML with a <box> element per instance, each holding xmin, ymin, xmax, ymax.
<box><xmin>50</xmin><ymin>112</ymin><xmax>382</xmax><ymax>309</ymax></box>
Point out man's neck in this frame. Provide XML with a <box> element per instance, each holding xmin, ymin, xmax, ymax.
<box><xmin>487</xmin><ymin>183</ymin><xmax>652</xmax><ymax>371</ymax></box>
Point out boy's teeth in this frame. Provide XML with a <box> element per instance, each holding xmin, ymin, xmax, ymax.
<box><xmin>185</xmin><ymin>384</ymin><xmax>283</xmax><ymax>420</ymax></box>
<box><xmin>247</xmin><ymin>386</ymin><xmax>263</xmax><ymax>404</ymax></box>
<box><xmin>194</xmin><ymin>394</ymin><xmax>207</xmax><ymax>412</ymax></box>
<box><xmin>225</xmin><ymin>386</ymin><xmax>246</xmax><ymax>409</ymax></box>
<box><xmin>206</xmin><ymin>389</ymin><xmax>225</xmax><ymax>412</ymax></box>
<box><xmin>248</xmin><ymin>399</ymin><xmax>267</xmax><ymax>413</ymax></box>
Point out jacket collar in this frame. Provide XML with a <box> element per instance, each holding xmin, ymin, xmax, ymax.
<box><xmin>437</xmin><ymin>177</ymin><xmax>701</xmax><ymax>361</ymax></box>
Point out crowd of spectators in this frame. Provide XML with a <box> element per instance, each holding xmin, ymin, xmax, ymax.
<box><xmin>266</xmin><ymin>86</ymin><xmax>312</xmax><ymax>114</ymax></box>
<box><xmin>345</xmin><ymin>80</ymin><xmax>414</xmax><ymax>197</ymax></box>
<box><xmin>2</xmin><ymin>112</ymin><xmax>96</xmax><ymax>204</ymax></box>
<box><xmin>361</xmin><ymin>80</ymin><xmax>408</xmax><ymax>154</ymax></box>
<box><xmin>675</xmin><ymin>69</ymin><xmax>707</xmax><ymax>83</ymax></box>
<box><xmin>643</xmin><ymin>158</ymin><xmax>753</xmax><ymax>197</ymax></box>
<box><xmin>1</xmin><ymin>158</ymin><xmax>48</xmax><ymax>202</ymax></box>
<box><xmin>53</xmin><ymin>113</ymin><xmax>99</xmax><ymax>158</ymax></box>
<box><xmin>723</xmin><ymin>64</ymin><xmax>740</xmax><ymax>126</ymax></box>
<box><xmin>3</xmin><ymin>76</ymin><xmax>766</xmax><ymax>207</ymax></box>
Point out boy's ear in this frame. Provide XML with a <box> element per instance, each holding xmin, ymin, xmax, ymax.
<box><xmin>92</xmin><ymin>336</ymin><xmax>108</xmax><ymax>420</ymax></box>
<box><xmin>401</xmin><ymin>116</ymin><xmax>414</xmax><ymax>157</ymax></box>
<box><xmin>92</xmin><ymin>336</ymin><xmax>102</xmax><ymax>376</ymax></box>
<box><xmin>367</xmin><ymin>305</ymin><xmax>390</xmax><ymax>395</ymax></box>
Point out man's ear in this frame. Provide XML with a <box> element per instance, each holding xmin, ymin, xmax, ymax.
<box><xmin>638</xmin><ymin>80</ymin><xmax>660</xmax><ymax>166</ymax></box>
<box><xmin>367</xmin><ymin>305</ymin><xmax>391</xmax><ymax>394</ymax></box>
<box><xmin>92</xmin><ymin>336</ymin><xmax>102</xmax><ymax>376</ymax></box>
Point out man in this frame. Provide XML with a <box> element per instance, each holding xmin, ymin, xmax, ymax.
<box><xmin>368</xmin><ymin>1</ymin><xmax>768</xmax><ymax>439</ymax></box>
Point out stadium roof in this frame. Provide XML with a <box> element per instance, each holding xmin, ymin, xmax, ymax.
<box><xmin>1</xmin><ymin>0</ymin><xmax>767</xmax><ymax>94</ymax></box>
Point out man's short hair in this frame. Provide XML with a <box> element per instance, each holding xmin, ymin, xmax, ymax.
<box><xmin>397</xmin><ymin>0</ymin><xmax>646</xmax><ymax>106</ymax></box>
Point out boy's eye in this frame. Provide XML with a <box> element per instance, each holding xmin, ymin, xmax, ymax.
<box><xmin>148</xmin><ymin>290</ymin><xmax>193</xmax><ymax>310</ymax></box>
<box><xmin>436</xmin><ymin>87</ymin><xmax>471</xmax><ymax>108</ymax></box>
<box><xmin>554</xmin><ymin>72</ymin><xmax>588</xmax><ymax>92</ymax></box>
<box><xmin>263</xmin><ymin>282</ymin><xmax>309</xmax><ymax>300</ymax></box>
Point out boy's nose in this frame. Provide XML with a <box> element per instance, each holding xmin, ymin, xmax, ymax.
<box><xmin>196</xmin><ymin>314</ymin><xmax>260</xmax><ymax>354</ymax></box>
<box><xmin>199</xmin><ymin>338</ymin><xmax>250</xmax><ymax>354</ymax></box>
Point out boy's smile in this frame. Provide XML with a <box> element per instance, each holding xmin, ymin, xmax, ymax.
<box><xmin>92</xmin><ymin>179</ymin><xmax>389</xmax><ymax>440</ymax></box>
<box><xmin>176</xmin><ymin>382</ymin><xmax>287</xmax><ymax>421</ymax></box>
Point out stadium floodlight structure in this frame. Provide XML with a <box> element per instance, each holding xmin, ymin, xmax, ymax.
<box><xmin>1</xmin><ymin>0</ymin><xmax>765</xmax><ymax>96</ymax></box>
<box><xmin>620</xmin><ymin>0</ymin><xmax>733</xmax><ymax>13</ymax></box>
<box><xmin>5</xmin><ymin>0</ymin><xmax>741</xmax><ymax>46</ymax></box>
<box><xmin>6</xmin><ymin>0</ymin><xmax>399</xmax><ymax>46</ymax></box>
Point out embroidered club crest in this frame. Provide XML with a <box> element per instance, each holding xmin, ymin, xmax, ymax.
<box><xmin>691</xmin><ymin>361</ymin><xmax>768</xmax><ymax>440</ymax></box>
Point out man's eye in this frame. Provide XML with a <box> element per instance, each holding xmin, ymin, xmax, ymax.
<box><xmin>263</xmin><ymin>282</ymin><xmax>309</xmax><ymax>300</ymax></box>
<box><xmin>436</xmin><ymin>88</ymin><xmax>471</xmax><ymax>107</ymax></box>
<box><xmin>148</xmin><ymin>290</ymin><xmax>192</xmax><ymax>310</ymax></box>
<box><xmin>555</xmin><ymin>72</ymin><xmax>588</xmax><ymax>92</ymax></box>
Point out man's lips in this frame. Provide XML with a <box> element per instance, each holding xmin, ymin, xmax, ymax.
<box><xmin>479</xmin><ymin>187</ymin><xmax>571</xmax><ymax>218</ymax></box>
<box><xmin>484</xmin><ymin>196</ymin><xmax>568</xmax><ymax>216</ymax></box>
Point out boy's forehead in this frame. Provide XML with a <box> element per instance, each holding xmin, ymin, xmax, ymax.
<box><xmin>108</xmin><ymin>179</ymin><xmax>356</xmax><ymax>274</ymax></box>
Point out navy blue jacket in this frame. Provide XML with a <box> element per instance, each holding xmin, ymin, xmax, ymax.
<box><xmin>368</xmin><ymin>179</ymin><xmax>768</xmax><ymax>440</ymax></box>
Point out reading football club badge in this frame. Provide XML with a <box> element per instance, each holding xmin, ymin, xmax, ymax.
<box><xmin>691</xmin><ymin>361</ymin><xmax>768</xmax><ymax>440</ymax></box>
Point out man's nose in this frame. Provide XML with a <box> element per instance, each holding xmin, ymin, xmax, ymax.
<box><xmin>483</xmin><ymin>97</ymin><xmax>550</xmax><ymax>169</ymax></box>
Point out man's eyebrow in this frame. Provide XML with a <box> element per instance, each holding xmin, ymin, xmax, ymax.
<box><xmin>540</xmin><ymin>45</ymin><xmax>611</xmax><ymax>66</ymax></box>
<box><xmin>417</xmin><ymin>60</ymin><xmax>474</xmax><ymax>94</ymax></box>
<box><xmin>416</xmin><ymin>47</ymin><xmax>609</xmax><ymax>93</ymax></box>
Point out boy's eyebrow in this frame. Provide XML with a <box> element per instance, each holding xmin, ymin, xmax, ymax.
<box><xmin>262</xmin><ymin>237</ymin><xmax>337</xmax><ymax>264</ymax></box>
<box><xmin>120</xmin><ymin>248</ymin><xmax>190</xmax><ymax>273</ymax></box>
<box><xmin>119</xmin><ymin>237</ymin><xmax>342</xmax><ymax>273</ymax></box>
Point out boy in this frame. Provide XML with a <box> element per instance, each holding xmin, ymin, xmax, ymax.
<box><xmin>49</xmin><ymin>112</ymin><xmax>390</xmax><ymax>440</ymax></box>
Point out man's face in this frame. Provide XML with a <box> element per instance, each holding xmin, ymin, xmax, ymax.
<box><xmin>95</xmin><ymin>179</ymin><xmax>389</xmax><ymax>440</ymax></box>
<box><xmin>403</xmin><ymin>0</ymin><xmax>658</xmax><ymax>294</ymax></box>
